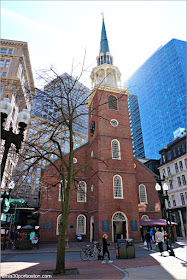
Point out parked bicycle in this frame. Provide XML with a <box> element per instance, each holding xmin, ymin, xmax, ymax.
<box><xmin>80</xmin><ymin>241</ymin><xmax>102</xmax><ymax>261</ymax></box>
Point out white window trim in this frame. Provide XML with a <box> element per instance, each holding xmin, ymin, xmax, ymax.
<box><xmin>76</xmin><ymin>214</ymin><xmax>86</xmax><ymax>235</ymax></box>
<box><xmin>77</xmin><ymin>181</ymin><xmax>87</xmax><ymax>202</ymax></box>
<box><xmin>111</xmin><ymin>139</ymin><xmax>121</xmax><ymax>160</ymax></box>
<box><xmin>58</xmin><ymin>180</ymin><xmax>67</xmax><ymax>201</ymax></box>
<box><xmin>139</xmin><ymin>184</ymin><xmax>148</xmax><ymax>204</ymax></box>
<box><xmin>56</xmin><ymin>214</ymin><xmax>62</xmax><ymax>235</ymax></box>
<box><xmin>113</xmin><ymin>175</ymin><xmax>124</xmax><ymax>199</ymax></box>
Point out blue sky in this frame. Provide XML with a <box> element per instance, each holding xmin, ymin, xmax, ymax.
<box><xmin>1</xmin><ymin>1</ymin><xmax>186</xmax><ymax>88</ymax></box>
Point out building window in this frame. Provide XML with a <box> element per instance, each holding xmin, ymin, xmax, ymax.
<box><xmin>168</xmin><ymin>199</ymin><xmax>171</xmax><ymax>207</ymax></box>
<box><xmin>33</xmin><ymin>198</ymin><xmax>38</xmax><ymax>206</ymax></box>
<box><xmin>76</xmin><ymin>215</ymin><xmax>86</xmax><ymax>234</ymax></box>
<box><xmin>173</xmin><ymin>148</ymin><xmax>176</xmax><ymax>157</ymax></box>
<box><xmin>175</xmin><ymin>163</ymin><xmax>179</xmax><ymax>173</ymax></box>
<box><xmin>77</xmin><ymin>181</ymin><xmax>87</xmax><ymax>202</ymax></box>
<box><xmin>169</xmin><ymin>180</ymin><xmax>173</xmax><ymax>189</ymax></box>
<box><xmin>167</xmin><ymin>167</ymin><xmax>171</xmax><ymax>176</ymax></box>
<box><xmin>179</xmin><ymin>161</ymin><xmax>183</xmax><ymax>171</ymax></box>
<box><xmin>139</xmin><ymin>184</ymin><xmax>148</xmax><ymax>204</ymax></box>
<box><xmin>113</xmin><ymin>175</ymin><xmax>123</xmax><ymax>198</ymax></box>
<box><xmin>111</xmin><ymin>139</ymin><xmax>121</xmax><ymax>159</ymax></box>
<box><xmin>180</xmin><ymin>193</ymin><xmax>185</xmax><ymax>205</ymax></box>
<box><xmin>36</xmin><ymin>178</ymin><xmax>40</xmax><ymax>184</ymax></box>
<box><xmin>91</xmin><ymin>100</ymin><xmax>94</xmax><ymax>117</ymax></box>
<box><xmin>37</xmin><ymin>168</ymin><xmax>41</xmax><ymax>174</ymax></box>
<box><xmin>1</xmin><ymin>48</ymin><xmax>7</xmax><ymax>53</ymax></box>
<box><xmin>5</xmin><ymin>60</ymin><xmax>10</xmax><ymax>68</ymax></box>
<box><xmin>56</xmin><ymin>214</ymin><xmax>62</xmax><ymax>235</ymax></box>
<box><xmin>185</xmin><ymin>158</ymin><xmax>187</xmax><ymax>169</ymax></box>
<box><xmin>185</xmin><ymin>192</ymin><xmax>187</xmax><ymax>203</ymax></box>
<box><xmin>181</xmin><ymin>143</ymin><xmax>185</xmax><ymax>153</ymax></box>
<box><xmin>162</xmin><ymin>169</ymin><xmax>165</xmax><ymax>178</ymax></box>
<box><xmin>108</xmin><ymin>95</ymin><xmax>118</xmax><ymax>110</ymax></box>
<box><xmin>182</xmin><ymin>175</ymin><xmax>186</xmax><ymax>185</ymax></box>
<box><xmin>26</xmin><ymin>186</ymin><xmax>31</xmax><ymax>193</ymax></box>
<box><xmin>0</xmin><ymin>60</ymin><xmax>4</xmax><ymax>67</ymax></box>
<box><xmin>141</xmin><ymin>215</ymin><xmax>149</xmax><ymax>219</ymax></box>
<box><xmin>20</xmin><ymin>186</ymin><xmax>25</xmax><ymax>193</ymax></box>
<box><xmin>59</xmin><ymin>180</ymin><xmax>67</xmax><ymax>201</ymax></box>
<box><xmin>177</xmin><ymin>177</ymin><xmax>182</xmax><ymax>187</ymax></box>
<box><xmin>27</xmin><ymin>177</ymin><xmax>31</xmax><ymax>183</ymax></box>
<box><xmin>2</xmin><ymin>72</ymin><xmax>7</xmax><ymax>76</ymax></box>
<box><xmin>172</xmin><ymin>195</ymin><xmax>176</xmax><ymax>206</ymax></box>
<box><xmin>8</xmin><ymin>49</ymin><xmax>13</xmax><ymax>54</ymax></box>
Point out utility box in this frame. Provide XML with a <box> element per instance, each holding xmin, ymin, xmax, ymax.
<box><xmin>115</xmin><ymin>239</ymin><xmax>135</xmax><ymax>259</ymax></box>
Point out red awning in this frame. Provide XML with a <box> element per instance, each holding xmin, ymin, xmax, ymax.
<box><xmin>140</xmin><ymin>218</ymin><xmax>178</xmax><ymax>226</ymax></box>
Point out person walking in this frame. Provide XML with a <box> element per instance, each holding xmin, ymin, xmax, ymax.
<box><xmin>102</xmin><ymin>234</ymin><xmax>113</xmax><ymax>263</ymax></box>
<box><xmin>164</xmin><ymin>231</ymin><xmax>169</xmax><ymax>251</ymax></box>
<box><xmin>145</xmin><ymin>230</ymin><xmax>152</xmax><ymax>250</ymax></box>
<box><xmin>155</xmin><ymin>228</ymin><xmax>164</xmax><ymax>256</ymax></box>
<box><xmin>149</xmin><ymin>228</ymin><xmax>154</xmax><ymax>242</ymax></box>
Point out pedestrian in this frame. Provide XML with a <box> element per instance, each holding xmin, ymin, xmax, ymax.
<box><xmin>102</xmin><ymin>233</ymin><xmax>113</xmax><ymax>263</ymax></box>
<box><xmin>155</xmin><ymin>228</ymin><xmax>164</xmax><ymax>256</ymax></box>
<box><xmin>164</xmin><ymin>231</ymin><xmax>169</xmax><ymax>251</ymax></box>
<box><xmin>149</xmin><ymin>228</ymin><xmax>154</xmax><ymax>242</ymax></box>
<box><xmin>145</xmin><ymin>230</ymin><xmax>152</xmax><ymax>250</ymax></box>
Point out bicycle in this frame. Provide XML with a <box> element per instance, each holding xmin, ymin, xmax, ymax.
<box><xmin>80</xmin><ymin>241</ymin><xmax>102</xmax><ymax>261</ymax></box>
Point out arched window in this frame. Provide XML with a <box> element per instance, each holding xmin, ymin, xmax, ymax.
<box><xmin>139</xmin><ymin>184</ymin><xmax>148</xmax><ymax>204</ymax></box>
<box><xmin>77</xmin><ymin>215</ymin><xmax>86</xmax><ymax>234</ymax></box>
<box><xmin>56</xmin><ymin>214</ymin><xmax>62</xmax><ymax>235</ymax></box>
<box><xmin>77</xmin><ymin>181</ymin><xmax>87</xmax><ymax>202</ymax></box>
<box><xmin>59</xmin><ymin>180</ymin><xmax>67</xmax><ymax>201</ymax></box>
<box><xmin>91</xmin><ymin>100</ymin><xmax>94</xmax><ymax>117</ymax></box>
<box><xmin>141</xmin><ymin>215</ymin><xmax>149</xmax><ymax>220</ymax></box>
<box><xmin>108</xmin><ymin>95</ymin><xmax>118</xmax><ymax>110</ymax></box>
<box><xmin>111</xmin><ymin>139</ymin><xmax>121</xmax><ymax>159</ymax></box>
<box><xmin>113</xmin><ymin>175</ymin><xmax>123</xmax><ymax>198</ymax></box>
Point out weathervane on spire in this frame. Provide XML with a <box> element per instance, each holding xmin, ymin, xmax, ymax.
<box><xmin>101</xmin><ymin>12</ymin><xmax>104</xmax><ymax>20</ymax></box>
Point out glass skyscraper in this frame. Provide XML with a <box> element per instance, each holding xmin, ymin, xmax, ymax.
<box><xmin>126</xmin><ymin>39</ymin><xmax>186</xmax><ymax>159</ymax></box>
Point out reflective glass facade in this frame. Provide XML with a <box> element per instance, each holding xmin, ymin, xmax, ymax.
<box><xmin>126</xmin><ymin>39</ymin><xmax>186</xmax><ymax>159</ymax></box>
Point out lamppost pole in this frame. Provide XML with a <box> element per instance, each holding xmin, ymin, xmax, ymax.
<box><xmin>155</xmin><ymin>178</ymin><xmax>175</xmax><ymax>257</ymax></box>
<box><xmin>0</xmin><ymin>97</ymin><xmax>30</xmax><ymax>213</ymax></box>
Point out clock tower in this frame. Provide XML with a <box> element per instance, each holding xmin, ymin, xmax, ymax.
<box><xmin>87</xmin><ymin>17</ymin><xmax>141</xmax><ymax>241</ymax></box>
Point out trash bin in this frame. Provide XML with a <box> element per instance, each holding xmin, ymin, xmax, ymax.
<box><xmin>115</xmin><ymin>239</ymin><xmax>127</xmax><ymax>259</ymax></box>
<box><xmin>126</xmin><ymin>239</ymin><xmax>135</xmax><ymax>259</ymax></box>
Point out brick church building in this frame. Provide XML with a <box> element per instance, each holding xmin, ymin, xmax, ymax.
<box><xmin>39</xmin><ymin>18</ymin><xmax>161</xmax><ymax>242</ymax></box>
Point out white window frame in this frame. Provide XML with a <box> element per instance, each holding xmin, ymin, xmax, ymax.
<box><xmin>113</xmin><ymin>175</ymin><xmax>123</xmax><ymax>199</ymax></box>
<box><xmin>139</xmin><ymin>184</ymin><xmax>148</xmax><ymax>204</ymax></box>
<box><xmin>77</xmin><ymin>181</ymin><xmax>87</xmax><ymax>202</ymax></box>
<box><xmin>76</xmin><ymin>215</ymin><xmax>86</xmax><ymax>235</ymax></box>
<box><xmin>111</xmin><ymin>139</ymin><xmax>121</xmax><ymax>160</ymax></box>
<box><xmin>59</xmin><ymin>180</ymin><xmax>67</xmax><ymax>201</ymax></box>
<box><xmin>56</xmin><ymin>214</ymin><xmax>62</xmax><ymax>235</ymax></box>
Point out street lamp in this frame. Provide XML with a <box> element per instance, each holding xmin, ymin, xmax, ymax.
<box><xmin>0</xmin><ymin>97</ymin><xmax>31</xmax><ymax>212</ymax></box>
<box><xmin>155</xmin><ymin>178</ymin><xmax>175</xmax><ymax>256</ymax></box>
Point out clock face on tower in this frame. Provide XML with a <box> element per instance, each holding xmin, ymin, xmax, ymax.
<box><xmin>90</xmin><ymin>121</ymin><xmax>95</xmax><ymax>137</ymax></box>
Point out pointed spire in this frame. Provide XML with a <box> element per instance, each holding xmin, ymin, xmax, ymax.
<box><xmin>99</xmin><ymin>16</ymin><xmax>110</xmax><ymax>54</ymax></box>
<box><xmin>97</xmin><ymin>16</ymin><xmax>113</xmax><ymax>66</ymax></box>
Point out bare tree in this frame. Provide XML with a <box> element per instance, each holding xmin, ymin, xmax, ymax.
<box><xmin>15</xmin><ymin>61</ymin><xmax>128</xmax><ymax>273</ymax></box>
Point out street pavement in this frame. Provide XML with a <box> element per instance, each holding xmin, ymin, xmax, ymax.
<box><xmin>1</xmin><ymin>238</ymin><xmax>186</xmax><ymax>280</ymax></box>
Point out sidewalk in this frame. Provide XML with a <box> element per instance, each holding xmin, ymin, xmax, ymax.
<box><xmin>1</xmin><ymin>239</ymin><xmax>186</xmax><ymax>279</ymax></box>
